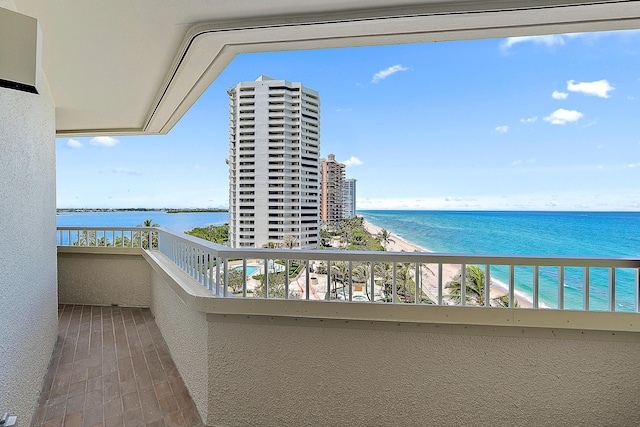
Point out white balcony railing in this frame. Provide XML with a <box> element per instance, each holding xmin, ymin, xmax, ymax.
<box><xmin>57</xmin><ymin>226</ymin><xmax>640</xmax><ymax>313</ymax></box>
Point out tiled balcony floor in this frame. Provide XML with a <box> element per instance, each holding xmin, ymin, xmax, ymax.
<box><xmin>30</xmin><ymin>305</ymin><xmax>204</xmax><ymax>427</ymax></box>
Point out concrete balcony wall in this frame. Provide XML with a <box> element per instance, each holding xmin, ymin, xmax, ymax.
<box><xmin>58</xmin><ymin>249</ymin><xmax>640</xmax><ymax>426</ymax></box>
<box><xmin>57</xmin><ymin>247</ymin><xmax>152</xmax><ymax>307</ymax></box>
<box><xmin>0</xmin><ymin>1</ymin><xmax>57</xmax><ymax>424</ymax></box>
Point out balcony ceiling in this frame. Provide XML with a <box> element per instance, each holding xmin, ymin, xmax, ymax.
<box><xmin>12</xmin><ymin>0</ymin><xmax>640</xmax><ymax>137</ymax></box>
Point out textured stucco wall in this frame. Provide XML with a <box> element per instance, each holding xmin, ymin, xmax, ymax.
<box><xmin>0</xmin><ymin>1</ymin><xmax>58</xmax><ymax>423</ymax></box>
<box><xmin>150</xmin><ymin>269</ymin><xmax>209</xmax><ymax>421</ymax></box>
<box><xmin>58</xmin><ymin>250</ymin><xmax>152</xmax><ymax>307</ymax></box>
<box><xmin>207</xmin><ymin>318</ymin><xmax>640</xmax><ymax>426</ymax></box>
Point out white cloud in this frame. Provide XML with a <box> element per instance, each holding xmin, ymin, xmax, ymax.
<box><xmin>628</xmin><ymin>96</ymin><xmax>636</xmax><ymax>101</ymax></box>
<box><xmin>342</xmin><ymin>156</ymin><xmax>363</xmax><ymax>167</ymax></box>
<box><xmin>66</xmin><ymin>139</ymin><xmax>82</xmax><ymax>148</ymax></box>
<box><xmin>629</xmin><ymin>163</ymin><xmax>640</xmax><ymax>168</ymax></box>
<box><xmin>193</xmin><ymin>164</ymin><xmax>201</xmax><ymax>170</ymax></box>
<box><xmin>567</xmin><ymin>79</ymin><xmax>614</xmax><ymax>98</ymax></box>
<box><xmin>501</xmin><ymin>35</ymin><xmax>568</xmax><ymax>50</ymax></box>
<box><xmin>520</xmin><ymin>117</ymin><xmax>537</xmax><ymax>124</ymax></box>
<box><xmin>112</xmin><ymin>167</ymin><xmax>141</xmax><ymax>176</ymax></box>
<box><xmin>544</xmin><ymin>108</ymin><xmax>584</xmax><ymax>125</ymax></box>
<box><xmin>552</xmin><ymin>91</ymin><xmax>568</xmax><ymax>100</ymax></box>
<box><xmin>371</xmin><ymin>65</ymin><xmax>409</xmax><ymax>83</ymax></box>
<box><xmin>597</xmin><ymin>144</ymin><xmax>604</xmax><ymax>149</ymax></box>
<box><xmin>596</xmin><ymin>165</ymin><xmax>603</xmax><ymax>169</ymax></box>
<box><xmin>495</xmin><ymin>125</ymin><xmax>509</xmax><ymax>134</ymax></box>
<box><xmin>89</xmin><ymin>136</ymin><xmax>120</xmax><ymax>147</ymax></box>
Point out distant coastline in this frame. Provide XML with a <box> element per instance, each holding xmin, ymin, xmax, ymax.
<box><xmin>57</xmin><ymin>208</ymin><xmax>228</xmax><ymax>213</ymax></box>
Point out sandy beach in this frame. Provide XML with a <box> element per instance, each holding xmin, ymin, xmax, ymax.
<box><xmin>363</xmin><ymin>220</ymin><xmax>532</xmax><ymax>307</ymax></box>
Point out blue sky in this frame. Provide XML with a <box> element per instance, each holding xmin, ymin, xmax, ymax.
<box><xmin>57</xmin><ymin>30</ymin><xmax>640</xmax><ymax>210</ymax></box>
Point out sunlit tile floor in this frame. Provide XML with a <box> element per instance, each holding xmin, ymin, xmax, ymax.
<box><xmin>30</xmin><ymin>305</ymin><xmax>204</xmax><ymax>427</ymax></box>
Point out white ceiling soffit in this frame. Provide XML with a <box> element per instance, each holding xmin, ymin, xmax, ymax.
<box><xmin>52</xmin><ymin>0</ymin><xmax>640</xmax><ymax>136</ymax></box>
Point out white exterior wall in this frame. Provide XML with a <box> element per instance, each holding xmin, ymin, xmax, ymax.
<box><xmin>228</xmin><ymin>76</ymin><xmax>320</xmax><ymax>249</ymax></box>
<box><xmin>0</xmin><ymin>3</ymin><xmax>57</xmax><ymax>423</ymax></box>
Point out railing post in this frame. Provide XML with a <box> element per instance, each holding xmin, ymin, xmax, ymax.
<box><xmin>583</xmin><ymin>267</ymin><xmax>590</xmax><ymax>311</ymax></box>
<box><xmin>609</xmin><ymin>268</ymin><xmax>616</xmax><ymax>312</ymax></box>
<box><xmin>393</xmin><ymin>262</ymin><xmax>397</xmax><ymax>304</ymax></box>
<box><xmin>636</xmin><ymin>268</ymin><xmax>640</xmax><ymax>313</ymax></box>
<box><xmin>460</xmin><ymin>263</ymin><xmax>466</xmax><ymax>306</ymax></box>
<box><xmin>533</xmin><ymin>265</ymin><xmax>539</xmax><ymax>309</ymax></box>
<box><xmin>371</xmin><ymin>262</ymin><xmax>376</xmax><ymax>303</ymax></box>
<box><xmin>438</xmin><ymin>263</ymin><xmax>443</xmax><ymax>305</ymax></box>
<box><xmin>558</xmin><ymin>266</ymin><xmax>564</xmax><ymax>310</ymax></box>
<box><xmin>305</xmin><ymin>259</ymin><xmax>310</xmax><ymax>300</ymax></box>
<box><xmin>509</xmin><ymin>265</ymin><xmax>515</xmax><ymax>308</ymax></box>
<box><xmin>223</xmin><ymin>258</ymin><xmax>229</xmax><ymax>297</ymax></box>
<box><xmin>284</xmin><ymin>259</ymin><xmax>289</xmax><ymax>299</ymax></box>
<box><xmin>264</xmin><ymin>258</ymin><xmax>269</xmax><ymax>299</ymax></box>
<box><xmin>484</xmin><ymin>264</ymin><xmax>491</xmax><ymax>307</ymax></box>
<box><xmin>414</xmin><ymin>262</ymin><xmax>419</xmax><ymax>305</ymax></box>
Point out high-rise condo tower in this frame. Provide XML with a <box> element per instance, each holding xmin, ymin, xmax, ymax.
<box><xmin>227</xmin><ymin>75</ymin><xmax>321</xmax><ymax>249</ymax></box>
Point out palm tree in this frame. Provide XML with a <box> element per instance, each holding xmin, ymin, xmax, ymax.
<box><xmin>136</xmin><ymin>219</ymin><xmax>159</xmax><ymax>249</ymax></box>
<box><xmin>446</xmin><ymin>265</ymin><xmax>516</xmax><ymax>307</ymax></box>
<box><xmin>330</xmin><ymin>261</ymin><xmax>350</xmax><ymax>299</ymax></box>
<box><xmin>376</xmin><ymin>229</ymin><xmax>395</xmax><ymax>250</ymax></box>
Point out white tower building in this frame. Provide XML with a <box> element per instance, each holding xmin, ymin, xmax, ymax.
<box><xmin>227</xmin><ymin>76</ymin><xmax>320</xmax><ymax>249</ymax></box>
<box><xmin>343</xmin><ymin>178</ymin><xmax>357</xmax><ymax>218</ymax></box>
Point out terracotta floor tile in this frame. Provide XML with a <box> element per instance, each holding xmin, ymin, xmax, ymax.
<box><xmin>122</xmin><ymin>391</ymin><xmax>141</xmax><ymax>414</ymax></box>
<box><xmin>63</xmin><ymin>412</ymin><xmax>82</xmax><ymax>427</ymax></box>
<box><xmin>31</xmin><ymin>306</ymin><xmax>202</xmax><ymax>427</ymax></box>
<box><xmin>123</xmin><ymin>407</ymin><xmax>145</xmax><ymax>427</ymax></box>
<box><xmin>104</xmin><ymin>414</ymin><xmax>123</xmax><ymax>427</ymax></box>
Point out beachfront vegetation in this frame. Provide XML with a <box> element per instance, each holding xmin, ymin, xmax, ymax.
<box><xmin>446</xmin><ymin>265</ymin><xmax>516</xmax><ymax>307</ymax></box>
<box><xmin>185</xmin><ymin>223</ymin><xmax>229</xmax><ymax>244</ymax></box>
<box><xmin>253</xmin><ymin>272</ymin><xmax>298</xmax><ymax>299</ymax></box>
<box><xmin>322</xmin><ymin>217</ymin><xmax>384</xmax><ymax>251</ymax></box>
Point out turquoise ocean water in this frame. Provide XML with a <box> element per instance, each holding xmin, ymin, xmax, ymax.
<box><xmin>57</xmin><ymin>210</ymin><xmax>640</xmax><ymax>311</ymax></box>
<box><xmin>360</xmin><ymin>210</ymin><xmax>640</xmax><ymax>311</ymax></box>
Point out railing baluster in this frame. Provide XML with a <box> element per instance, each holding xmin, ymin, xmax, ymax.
<box><xmin>414</xmin><ymin>262</ymin><xmax>419</xmax><ymax>305</ymax></box>
<box><xmin>533</xmin><ymin>265</ymin><xmax>539</xmax><ymax>309</ymax></box>
<box><xmin>609</xmin><ymin>268</ymin><xmax>616</xmax><ymax>312</ymax></box>
<box><xmin>636</xmin><ymin>268</ymin><xmax>640</xmax><ymax>313</ymax></box>
<box><xmin>264</xmin><ymin>258</ymin><xmax>269</xmax><ymax>299</ymax></box>
<box><xmin>223</xmin><ymin>258</ymin><xmax>229</xmax><ymax>297</ymax></box>
<box><xmin>326</xmin><ymin>260</ymin><xmax>331</xmax><ymax>302</ymax></box>
<box><xmin>284</xmin><ymin>259</ymin><xmax>289</xmax><ymax>299</ymax></box>
<box><xmin>215</xmin><ymin>258</ymin><xmax>221</xmax><ymax>297</ymax></box>
<box><xmin>305</xmin><ymin>259</ymin><xmax>310</xmax><ymax>300</ymax></box>
<box><xmin>509</xmin><ymin>265</ymin><xmax>515</xmax><ymax>308</ymax></box>
<box><xmin>393</xmin><ymin>262</ymin><xmax>398</xmax><ymax>304</ymax></box>
<box><xmin>558</xmin><ymin>266</ymin><xmax>564</xmax><ymax>310</ymax></box>
<box><xmin>438</xmin><ymin>263</ymin><xmax>443</xmax><ymax>305</ymax></box>
<box><xmin>242</xmin><ymin>258</ymin><xmax>247</xmax><ymax>296</ymax></box>
<box><xmin>461</xmin><ymin>263</ymin><xmax>466</xmax><ymax>306</ymax></box>
<box><xmin>371</xmin><ymin>262</ymin><xmax>376</xmax><ymax>303</ymax></box>
<box><xmin>584</xmin><ymin>267</ymin><xmax>590</xmax><ymax>311</ymax></box>
<box><xmin>349</xmin><ymin>261</ymin><xmax>353</xmax><ymax>302</ymax></box>
<box><xmin>484</xmin><ymin>264</ymin><xmax>491</xmax><ymax>307</ymax></box>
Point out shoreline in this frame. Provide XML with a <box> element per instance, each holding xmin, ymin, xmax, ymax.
<box><xmin>362</xmin><ymin>218</ymin><xmax>533</xmax><ymax>308</ymax></box>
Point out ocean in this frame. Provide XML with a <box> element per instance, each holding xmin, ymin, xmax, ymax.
<box><xmin>360</xmin><ymin>210</ymin><xmax>640</xmax><ymax>312</ymax></box>
<box><xmin>57</xmin><ymin>210</ymin><xmax>640</xmax><ymax>311</ymax></box>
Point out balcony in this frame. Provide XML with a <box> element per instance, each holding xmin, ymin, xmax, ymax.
<box><xmin>47</xmin><ymin>226</ymin><xmax>640</xmax><ymax>425</ymax></box>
